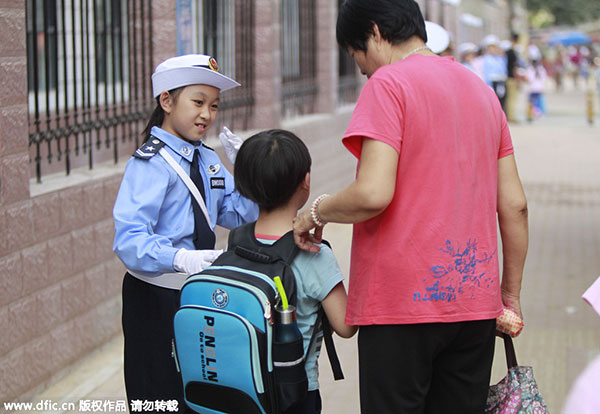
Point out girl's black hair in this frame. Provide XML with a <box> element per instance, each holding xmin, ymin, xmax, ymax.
<box><xmin>234</xmin><ymin>129</ymin><xmax>311</xmax><ymax>212</ymax></box>
<box><xmin>336</xmin><ymin>0</ymin><xmax>426</xmax><ymax>52</ymax></box>
<box><xmin>141</xmin><ymin>88</ymin><xmax>183</xmax><ymax>141</ymax></box>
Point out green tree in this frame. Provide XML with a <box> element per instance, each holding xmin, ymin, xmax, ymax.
<box><xmin>526</xmin><ymin>0</ymin><xmax>600</xmax><ymax>26</ymax></box>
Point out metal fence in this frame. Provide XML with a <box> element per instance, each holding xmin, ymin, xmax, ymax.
<box><xmin>26</xmin><ymin>0</ymin><xmax>154</xmax><ymax>183</ymax></box>
<box><xmin>193</xmin><ymin>0</ymin><xmax>255</xmax><ymax>132</ymax></box>
<box><xmin>281</xmin><ymin>0</ymin><xmax>317</xmax><ymax>117</ymax></box>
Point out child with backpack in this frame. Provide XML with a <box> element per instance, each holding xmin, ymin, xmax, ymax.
<box><xmin>112</xmin><ymin>54</ymin><xmax>258</xmax><ymax>412</ymax></box>
<box><xmin>232</xmin><ymin>129</ymin><xmax>357</xmax><ymax>413</ymax></box>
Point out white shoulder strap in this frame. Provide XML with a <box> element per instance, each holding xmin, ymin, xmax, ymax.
<box><xmin>158</xmin><ymin>147</ymin><xmax>211</xmax><ymax>226</ymax></box>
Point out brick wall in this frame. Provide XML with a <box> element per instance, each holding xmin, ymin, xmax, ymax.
<box><xmin>0</xmin><ymin>1</ymin><xmax>176</xmax><ymax>403</ymax></box>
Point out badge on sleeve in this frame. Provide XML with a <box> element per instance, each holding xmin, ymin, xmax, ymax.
<box><xmin>207</xmin><ymin>164</ymin><xmax>221</xmax><ymax>175</ymax></box>
<box><xmin>210</xmin><ymin>177</ymin><xmax>225</xmax><ymax>189</ymax></box>
<box><xmin>133</xmin><ymin>138</ymin><xmax>165</xmax><ymax>160</ymax></box>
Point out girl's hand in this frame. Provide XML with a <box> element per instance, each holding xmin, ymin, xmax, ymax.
<box><xmin>173</xmin><ymin>248</ymin><xmax>223</xmax><ymax>275</ymax></box>
<box><xmin>292</xmin><ymin>210</ymin><xmax>322</xmax><ymax>253</ymax></box>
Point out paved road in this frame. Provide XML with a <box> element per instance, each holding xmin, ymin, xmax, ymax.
<box><xmin>24</xmin><ymin>83</ymin><xmax>600</xmax><ymax>414</ymax></box>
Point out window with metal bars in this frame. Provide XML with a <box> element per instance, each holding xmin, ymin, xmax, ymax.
<box><xmin>280</xmin><ymin>0</ymin><xmax>317</xmax><ymax>118</ymax></box>
<box><xmin>336</xmin><ymin>0</ymin><xmax>360</xmax><ymax>106</ymax></box>
<box><xmin>26</xmin><ymin>0</ymin><xmax>153</xmax><ymax>183</ymax></box>
<box><xmin>176</xmin><ymin>0</ymin><xmax>254</xmax><ymax>132</ymax></box>
<box><xmin>337</xmin><ymin>46</ymin><xmax>360</xmax><ymax>106</ymax></box>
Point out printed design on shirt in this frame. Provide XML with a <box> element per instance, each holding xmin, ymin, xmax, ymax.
<box><xmin>413</xmin><ymin>239</ymin><xmax>496</xmax><ymax>303</ymax></box>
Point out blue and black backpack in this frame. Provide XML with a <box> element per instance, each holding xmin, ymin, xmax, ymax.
<box><xmin>172</xmin><ymin>222</ymin><xmax>343</xmax><ymax>414</ymax></box>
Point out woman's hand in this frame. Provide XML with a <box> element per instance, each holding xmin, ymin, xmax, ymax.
<box><xmin>292</xmin><ymin>209</ymin><xmax>323</xmax><ymax>253</ymax></box>
<box><xmin>501</xmin><ymin>289</ymin><xmax>523</xmax><ymax>321</ymax></box>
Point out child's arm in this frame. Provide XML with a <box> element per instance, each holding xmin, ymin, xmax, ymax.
<box><xmin>321</xmin><ymin>282</ymin><xmax>357</xmax><ymax>338</ymax></box>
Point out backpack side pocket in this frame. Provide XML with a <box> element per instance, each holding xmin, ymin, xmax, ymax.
<box><xmin>272</xmin><ymin>337</ymin><xmax>308</xmax><ymax>412</ymax></box>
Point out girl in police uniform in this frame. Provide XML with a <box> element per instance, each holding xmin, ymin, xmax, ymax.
<box><xmin>113</xmin><ymin>54</ymin><xmax>258</xmax><ymax>412</ymax></box>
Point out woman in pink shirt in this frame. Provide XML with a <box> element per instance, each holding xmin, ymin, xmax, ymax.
<box><xmin>293</xmin><ymin>1</ymin><xmax>529</xmax><ymax>413</ymax></box>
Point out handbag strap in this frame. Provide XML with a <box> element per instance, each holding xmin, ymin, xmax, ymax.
<box><xmin>502</xmin><ymin>333</ymin><xmax>518</xmax><ymax>369</ymax></box>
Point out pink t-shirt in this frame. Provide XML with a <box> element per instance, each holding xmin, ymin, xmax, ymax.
<box><xmin>343</xmin><ymin>55</ymin><xmax>513</xmax><ymax>325</ymax></box>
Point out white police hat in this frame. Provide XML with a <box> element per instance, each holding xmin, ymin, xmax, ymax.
<box><xmin>481</xmin><ymin>34</ymin><xmax>500</xmax><ymax>49</ymax></box>
<box><xmin>458</xmin><ymin>42</ymin><xmax>478</xmax><ymax>56</ymax></box>
<box><xmin>500</xmin><ymin>39</ymin><xmax>512</xmax><ymax>51</ymax></box>
<box><xmin>151</xmin><ymin>54</ymin><xmax>240</xmax><ymax>98</ymax></box>
<box><xmin>425</xmin><ymin>21</ymin><xmax>450</xmax><ymax>54</ymax></box>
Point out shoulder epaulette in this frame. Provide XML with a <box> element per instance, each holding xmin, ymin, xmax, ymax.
<box><xmin>133</xmin><ymin>137</ymin><xmax>166</xmax><ymax>160</ymax></box>
<box><xmin>202</xmin><ymin>143</ymin><xmax>215</xmax><ymax>152</ymax></box>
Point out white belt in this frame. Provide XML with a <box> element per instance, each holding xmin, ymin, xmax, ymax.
<box><xmin>128</xmin><ymin>270</ymin><xmax>188</xmax><ymax>290</ymax></box>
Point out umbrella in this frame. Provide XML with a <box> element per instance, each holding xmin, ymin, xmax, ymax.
<box><xmin>547</xmin><ymin>31</ymin><xmax>591</xmax><ymax>46</ymax></box>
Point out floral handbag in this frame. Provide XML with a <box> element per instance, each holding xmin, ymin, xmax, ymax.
<box><xmin>485</xmin><ymin>334</ymin><xmax>549</xmax><ymax>414</ymax></box>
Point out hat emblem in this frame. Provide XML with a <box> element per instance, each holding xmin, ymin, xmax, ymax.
<box><xmin>208</xmin><ymin>57</ymin><xmax>219</xmax><ymax>72</ymax></box>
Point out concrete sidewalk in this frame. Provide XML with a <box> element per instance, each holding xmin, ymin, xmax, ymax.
<box><xmin>22</xmin><ymin>83</ymin><xmax>600</xmax><ymax>414</ymax></box>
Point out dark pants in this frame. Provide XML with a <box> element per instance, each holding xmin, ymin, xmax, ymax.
<box><xmin>283</xmin><ymin>390</ymin><xmax>322</xmax><ymax>414</ymax></box>
<box><xmin>358</xmin><ymin>320</ymin><xmax>496</xmax><ymax>414</ymax></box>
<box><xmin>122</xmin><ymin>273</ymin><xmax>191</xmax><ymax>413</ymax></box>
<box><xmin>492</xmin><ymin>80</ymin><xmax>507</xmax><ymax>111</ymax></box>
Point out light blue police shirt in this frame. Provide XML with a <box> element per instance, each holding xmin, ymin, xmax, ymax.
<box><xmin>113</xmin><ymin>126</ymin><xmax>258</xmax><ymax>277</ymax></box>
<box><xmin>482</xmin><ymin>53</ymin><xmax>508</xmax><ymax>86</ymax></box>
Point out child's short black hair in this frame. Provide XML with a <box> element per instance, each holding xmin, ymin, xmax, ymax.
<box><xmin>336</xmin><ymin>0</ymin><xmax>426</xmax><ymax>52</ymax></box>
<box><xmin>234</xmin><ymin>129</ymin><xmax>311</xmax><ymax>212</ymax></box>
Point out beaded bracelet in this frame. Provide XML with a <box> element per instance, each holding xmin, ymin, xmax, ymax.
<box><xmin>310</xmin><ymin>194</ymin><xmax>330</xmax><ymax>227</ymax></box>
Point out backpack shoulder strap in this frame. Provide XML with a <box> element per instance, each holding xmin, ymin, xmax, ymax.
<box><xmin>305</xmin><ymin>306</ymin><xmax>344</xmax><ymax>381</ymax></box>
<box><xmin>227</xmin><ymin>223</ymin><xmax>299</xmax><ymax>306</ymax></box>
<box><xmin>228</xmin><ymin>223</ymin><xmax>299</xmax><ymax>265</ymax></box>
<box><xmin>305</xmin><ymin>241</ymin><xmax>343</xmax><ymax>380</ymax></box>
<box><xmin>227</xmin><ymin>222</ymin><xmax>255</xmax><ymax>251</ymax></box>
<box><xmin>269</xmin><ymin>231</ymin><xmax>299</xmax><ymax>265</ymax></box>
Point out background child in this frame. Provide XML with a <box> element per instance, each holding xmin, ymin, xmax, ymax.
<box><xmin>112</xmin><ymin>54</ymin><xmax>258</xmax><ymax>412</ymax></box>
<box><xmin>526</xmin><ymin>59</ymin><xmax>548</xmax><ymax>119</ymax></box>
<box><xmin>234</xmin><ymin>129</ymin><xmax>357</xmax><ymax>414</ymax></box>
